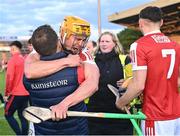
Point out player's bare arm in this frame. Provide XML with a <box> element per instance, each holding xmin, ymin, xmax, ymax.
<box><xmin>50</xmin><ymin>63</ymin><xmax>100</xmax><ymax>120</ymax></box>
<box><xmin>116</xmin><ymin>70</ymin><xmax>146</xmax><ymax>110</ymax></box>
<box><xmin>24</xmin><ymin>53</ymin><xmax>82</xmax><ymax>79</ymax></box>
<box><xmin>178</xmin><ymin>66</ymin><xmax>180</xmax><ymax>88</ymax></box>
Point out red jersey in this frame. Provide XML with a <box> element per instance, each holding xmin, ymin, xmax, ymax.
<box><xmin>79</xmin><ymin>48</ymin><xmax>95</xmax><ymax>64</ymax></box>
<box><xmin>5</xmin><ymin>53</ymin><xmax>29</xmax><ymax>96</ymax></box>
<box><xmin>78</xmin><ymin>49</ymin><xmax>95</xmax><ymax>84</ymax></box>
<box><xmin>130</xmin><ymin>31</ymin><xmax>180</xmax><ymax>120</ymax></box>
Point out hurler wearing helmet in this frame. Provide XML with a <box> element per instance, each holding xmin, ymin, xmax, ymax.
<box><xmin>59</xmin><ymin>16</ymin><xmax>94</xmax><ymax>62</ymax></box>
<box><xmin>24</xmin><ymin>16</ymin><xmax>99</xmax><ymax>135</ymax></box>
<box><xmin>60</xmin><ymin>16</ymin><xmax>90</xmax><ymax>46</ymax></box>
<box><xmin>24</xmin><ymin>16</ymin><xmax>95</xmax><ymax>79</ymax></box>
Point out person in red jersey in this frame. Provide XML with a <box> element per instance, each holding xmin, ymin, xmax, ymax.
<box><xmin>116</xmin><ymin>6</ymin><xmax>180</xmax><ymax>136</ymax></box>
<box><xmin>4</xmin><ymin>41</ymin><xmax>29</xmax><ymax>135</ymax></box>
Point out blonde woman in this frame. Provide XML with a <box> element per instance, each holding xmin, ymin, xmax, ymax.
<box><xmin>87</xmin><ymin>31</ymin><xmax>133</xmax><ymax>135</ymax></box>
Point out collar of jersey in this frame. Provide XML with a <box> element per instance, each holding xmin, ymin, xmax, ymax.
<box><xmin>144</xmin><ymin>30</ymin><xmax>161</xmax><ymax>36</ymax></box>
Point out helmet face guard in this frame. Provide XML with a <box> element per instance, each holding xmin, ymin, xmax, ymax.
<box><xmin>61</xmin><ymin>34</ymin><xmax>89</xmax><ymax>55</ymax></box>
<box><xmin>59</xmin><ymin>16</ymin><xmax>91</xmax><ymax>47</ymax></box>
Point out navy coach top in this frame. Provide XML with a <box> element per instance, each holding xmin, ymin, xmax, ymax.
<box><xmin>23</xmin><ymin>52</ymin><xmax>88</xmax><ymax>135</ymax></box>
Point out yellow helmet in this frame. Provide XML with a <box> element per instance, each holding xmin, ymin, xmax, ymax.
<box><xmin>60</xmin><ymin>16</ymin><xmax>91</xmax><ymax>43</ymax></box>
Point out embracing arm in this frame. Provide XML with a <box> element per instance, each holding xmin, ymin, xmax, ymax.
<box><xmin>64</xmin><ymin>63</ymin><xmax>99</xmax><ymax>106</ymax></box>
<box><xmin>50</xmin><ymin>63</ymin><xmax>100</xmax><ymax>120</ymax></box>
<box><xmin>116</xmin><ymin>70</ymin><xmax>147</xmax><ymax>110</ymax></box>
<box><xmin>24</xmin><ymin>53</ymin><xmax>82</xmax><ymax>79</ymax></box>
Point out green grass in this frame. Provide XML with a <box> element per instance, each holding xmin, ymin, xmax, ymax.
<box><xmin>0</xmin><ymin>71</ymin><xmax>15</xmax><ymax>135</ymax></box>
<box><xmin>0</xmin><ymin>70</ymin><xmax>5</xmax><ymax>93</ymax></box>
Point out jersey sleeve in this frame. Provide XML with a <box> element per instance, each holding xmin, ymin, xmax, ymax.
<box><xmin>80</xmin><ymin>50</ymin><xmax>95</xmax><ymax>64</ymax></box>
<box><xmin>130</xmin><ymin>42</ymin><xmax>147</xmax><ymax>71</ymax></box>
<box><xmin>5</xmin><ymin>59</ymin><xmax>15</xmax><ymax>96</ymax></box>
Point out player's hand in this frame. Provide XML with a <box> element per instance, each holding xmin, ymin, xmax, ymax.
<box><xmin>3</xmin><ymin>96</ymin><xmax>8</xmax><ymax>102</ymax></box>
<box><xmin>50</xmin><ymin>101</ymin><xmax>69</xmax><ymax>121</ymax></box>
<box><xmin>67</xmin><ymin>54</ymin><xmax>82</xmax><ymax>67</ymax></box>
<box><xmin>116</xmin><ymin>79</ymin><xmax>125</xmax><ymax>89</ymax></box>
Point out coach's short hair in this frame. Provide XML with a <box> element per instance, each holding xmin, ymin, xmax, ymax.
<box><xmin>139</xmin><ymin>6</ymin><xmax>163</xmax><ymax>22</ymax></box>
<box><xmin>31</xmin><ymin>25</ymin><xmax>58</xmax><ymax>56</ymax></box>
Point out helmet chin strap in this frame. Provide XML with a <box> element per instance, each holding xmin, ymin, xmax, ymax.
<box><xmin>83</xmin><ymin>37</ymin><xmax>89</xmax><ymax>49</ymax></box>
<box><xmin>62</xmin><ymin>46</ymin><xmax>74</xmax><ymax>55</ymax></box>
<box><xmin>62</xmin><ymin>33</ymin><xmax>67</xmax><ymax>45</ymax></box>
<box><xmin>59</xmin><ymin>31</ymin><xmax>66</xmax><ymax>45</ymax></box>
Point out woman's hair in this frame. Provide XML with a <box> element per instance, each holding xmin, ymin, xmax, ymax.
<box><xmin>95</xmin><ymin>31</ymin><xmax>124</xmax><ymax>55</ymax></box>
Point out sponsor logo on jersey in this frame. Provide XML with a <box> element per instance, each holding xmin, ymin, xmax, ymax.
<box><xmin>31</xmin><ymin>80</ymin><xmax>68</xmax><ymax>89</ymax></box>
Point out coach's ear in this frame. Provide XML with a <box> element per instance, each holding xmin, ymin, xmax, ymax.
<box><xmin>159</xmin><ymin>19</ymin><xmax>163</xmax><ymax>27</ymax></box>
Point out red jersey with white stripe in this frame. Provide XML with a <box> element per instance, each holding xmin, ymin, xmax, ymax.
<box><xmin>79</xmin><ymin>48</ymin><xmax>95</xmax><ymax>64</ymax></box>
<box><xmin>5</xmin><ymin>53</ymin><xmax>29</xmax><ymax>96</ymax></box>
<box><xmin>77</xmin><ymin>49</ymin><xmax>95</xmax><ymax>84</ymax></box>
<box><xmin>130</xmin><ymin>32</ymin><xmax>180</xmax><ymax>120</ymax></box>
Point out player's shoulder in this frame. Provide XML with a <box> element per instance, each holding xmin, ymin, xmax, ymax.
<box><xmin>9</xmin><ymin>54</ymin><xmax>18</xmax><ymax>61</ymax></box>
<box><xmin>136</xmin><ymin>34</ymin><xmax>154</xmax><ymax>44</ymax></box>
<box><xmin>130</xmin><ymin>35</ymin><xmax>150</xmax><ymax>49</ymax></box>
<box><xmin>7</xmin><ymin>56</ymin><xmax>16</xmax><ymax>65</ymax></box>
<box><xmin>80</xmin><ymin>49</ymin><xmax>93</xmax><ymax>60</ymax></box>
<box><xmin>79</xmin><ymin>49</ymin><xmax>95</xmax><ymax>64</ymax></box>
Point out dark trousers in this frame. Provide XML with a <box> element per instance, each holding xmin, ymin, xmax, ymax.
<box><xmin>4</xmin><ymin>95</ymin><xmax>29</xmax><ymax>135</ymax></box>
<box><xmin>88</xmin><ymin>118</ymin><xmax>133</xmax><ymax>135</ymax></box>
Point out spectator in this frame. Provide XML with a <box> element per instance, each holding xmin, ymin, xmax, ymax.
<box><xmin>87</xmin><ymin>31</ymin><xmax>133</xmax><ymax>135</ymax></box>
<box><xmin>27</xmin><ymin>38</ymin><xmax>33</xmax><ymax>53</ymax></box>
<box><xmin>85</xmin><ymin>40</ymin><xmax>97</xmax><ymax>55</ymax></box>
<box><xmin>24</xmin><ymin>38</ymin><xmax>33</xmax><ymax>59</ymax></box>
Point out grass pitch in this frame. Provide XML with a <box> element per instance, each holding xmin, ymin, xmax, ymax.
<box><xmin>0</xmin><ymin>71</ymin><xmax>15</xmax><ymax>135</ymax></box>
